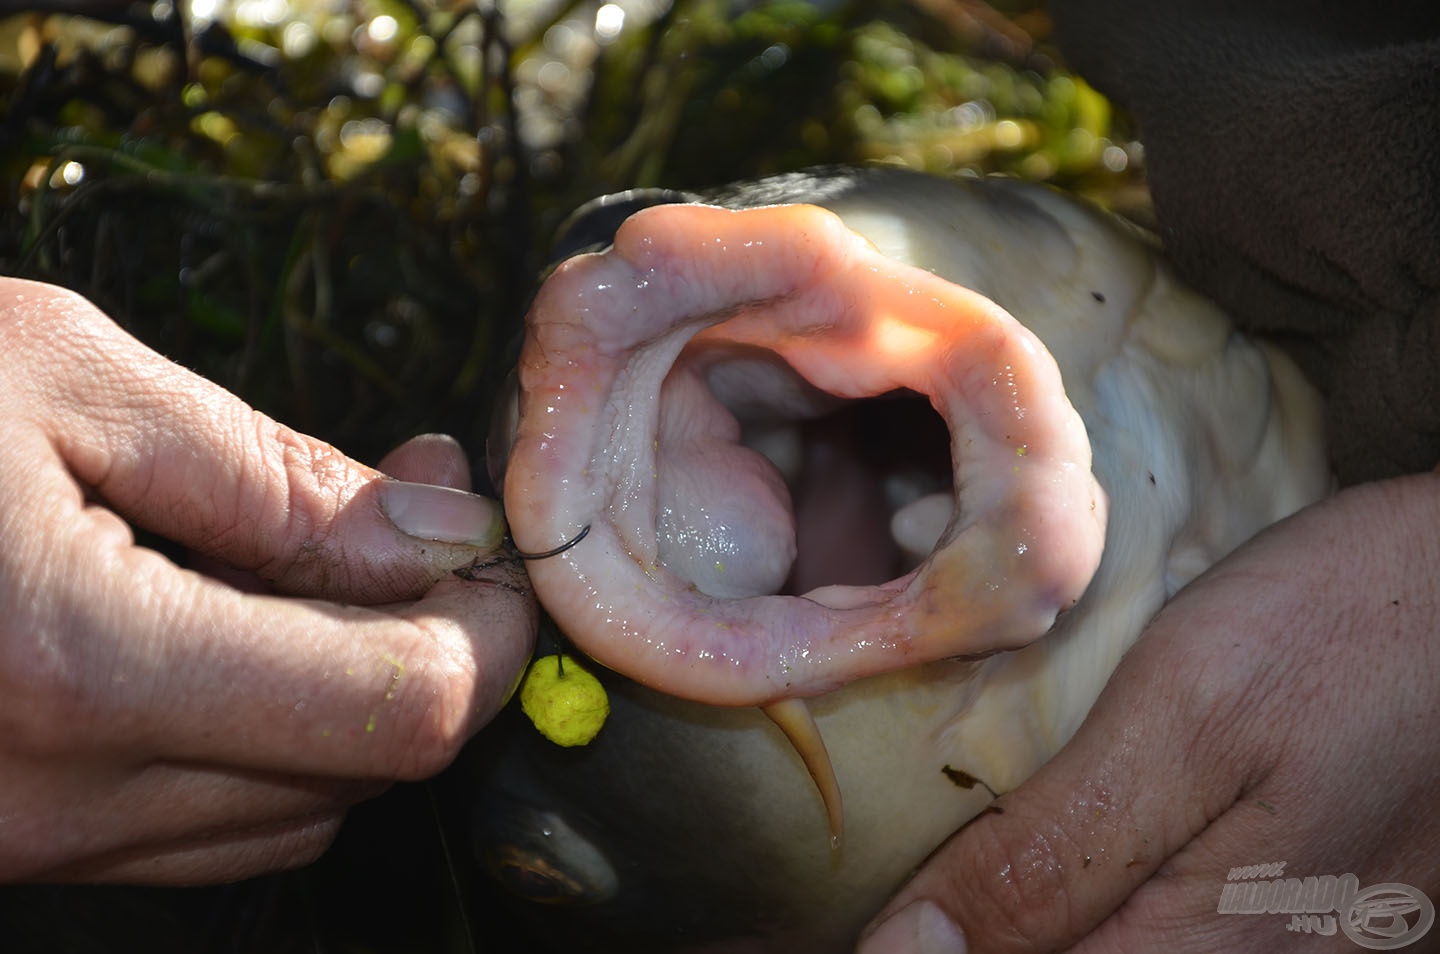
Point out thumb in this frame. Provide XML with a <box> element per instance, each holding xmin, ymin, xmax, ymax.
<box><xmin>856</xmin><ymin>615</ymin><xmax>1243</xmax><ymax>954</ymax></box>
<box><xmin>20</xmin><ymin>283</ymin><xmax>504</xmax><ymax>604</ymax></box>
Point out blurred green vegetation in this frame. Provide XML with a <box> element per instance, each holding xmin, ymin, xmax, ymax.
<box><xmin>0</xmin><ymin>2</ymin><xmax>1145</xmax><ymax>950</ymax></box>
<box><xmin>0</xmin><ymin>0</ymin><xmax>1143</xmax><ymax>471</ymax></box>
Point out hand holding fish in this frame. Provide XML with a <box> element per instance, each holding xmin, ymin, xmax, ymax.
<box><xmin>0</xmin><ymin>278</ymin><xmax>536</xmax><ymax>884</ymax></box>
<box><xmin>861</xmin><ymin>472</ymin><xmax>1440</xmax><ymax>953</ymax></box>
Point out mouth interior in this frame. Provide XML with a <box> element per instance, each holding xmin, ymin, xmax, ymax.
<box><xmin>772</xmin><ymin>393</ymin><xmax>953</xmax><ymax>594</ymax></box>
<box><xmin>660</xmin><ymin>337</ymin><xmax>956</xmax><ymax>602</ymax></box>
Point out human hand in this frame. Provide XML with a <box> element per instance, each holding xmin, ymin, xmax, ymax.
<box><xmin>0</xmin><ymin>278</ymin><xmax>537</xmax><ymax>885</ymax></box>
<box><xmin>859</xmin><ymin>472</ymin><xmax>1440</xmax><ymax>952</ymax></box>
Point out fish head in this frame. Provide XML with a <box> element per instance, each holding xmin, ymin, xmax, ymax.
<box><xmin>461</xmin><ymin>167</ymin><xmax>1332</xmax><ymax>952</ymax></box>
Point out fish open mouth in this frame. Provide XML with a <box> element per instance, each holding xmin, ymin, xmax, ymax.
<box><xmin>763</xmin><ymin>389</ymin><xmax>957</xmax><ymax>595</ymax></box>
<box><xmin>503</xmin><ymin>201</ymin><xmax>1108</xmax><ymax>709</ymax></box>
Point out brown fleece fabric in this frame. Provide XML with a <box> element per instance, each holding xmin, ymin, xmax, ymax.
<box><xmin>1053</xmin><ymin>0</ymin><xmax>1440</xmax><ymax>484</ymax></box>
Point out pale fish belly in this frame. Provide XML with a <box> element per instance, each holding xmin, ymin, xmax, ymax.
<box><xmin>464</xmin><ymin>167</ymin><xmax>1331</xmax><ymax>953</ymax></box>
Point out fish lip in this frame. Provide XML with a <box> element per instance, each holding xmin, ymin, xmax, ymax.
<box><xmin>505</xmin><ymin>201</ymin><xmax>1107</xmax><ymax>707</ymax></box>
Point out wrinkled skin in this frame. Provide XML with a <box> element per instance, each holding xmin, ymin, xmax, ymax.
<box><xmin>464</xmin><ymin>168</ymin><xmax>1331</xmax><ymax>951</ymax></box>
<box><xmin>858</xmin><ymin>471</ymin><xmax>1440</xmax><ymax>953</ymax></box>
<box><xmin>0</xmin><ymin>280</ymin><xmax>535</xmax><ymax>884</ymax></box>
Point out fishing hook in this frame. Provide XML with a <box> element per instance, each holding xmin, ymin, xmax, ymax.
<box><xmin>512</xmin><ymin>523</ymin><xmax>591</xmax><ymax>560</ymax></box>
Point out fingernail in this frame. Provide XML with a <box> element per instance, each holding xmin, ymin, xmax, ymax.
<box><xmin>858</xmin><ymin>901</ymin><xmax>967</xmax><ymax>954</ymax></box>
<box><xmin>380</xmin><ymin>480</ymin><xmax>506</xmax><ymax>550</ymax></box>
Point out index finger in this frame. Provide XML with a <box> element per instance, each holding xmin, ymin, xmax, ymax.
<box><xmin>1</xmin><ymin>279</ymin><xmax>504</xmax><ymax>605</ymax></box>
<box><xmin>14</xmin><ymin>463</ymin><xmax>536</xmax><ymax>782</ymax></box>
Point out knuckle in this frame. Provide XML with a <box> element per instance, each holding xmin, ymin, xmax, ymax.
<box><xmin>0</xmin><ymin>614</ymin><xmax>99</xmax><ymax>756</ymax></box>
<box><xmin>271</xmin><ymin>421</ymin><xmax>358</xmax><ymax>519</ymax></box>
<box><xmin>201</xmin><ymin>813</ymin><xmax>347</xmax><ymax>883</ymax></box>
<box><xmin>385</xmin><ymin>644</ymin><xmax>479</xmax><ymax>780</ymax></box>
<box><xmin>951</xmin><ymin>814</ymin><xmax>1083</xmax><ymax>948</ymax></box>
<box><xmin>265</xmin><ymin>422</ymin><xmax>332</xmax><ymax>545</ymax></box>
<box><xmin>1149</xmin><ymin>639</ymin><xmax>1278</xmax><ymax>787</ymax></box>
<box><xmin>0</xmin><ymin>280</ymin><xmax>87</xmax><ymax>336</ymax></box>
<box><xmin>391</xmin><ymin>705</ymin><xmax>471</xmax><ymax>781</ymax></box>
<box><xmin>1</xmin><ymin>282</ymin><xmax>130</xmax><ymax>389</ymax></box>
<box><xmin>244</xmin><ymin>419</ymin><xmax>366</xmax><ymax>582</ymax></box>
<box><xmin>269</xmin><ymin>813</ymin><xmax>346</xmax><ymax>872</ymax></box>
<box><xmin>0</xmin><ymin>511</ymin><xmax>155</xmax><ymax>756</ymax></box>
